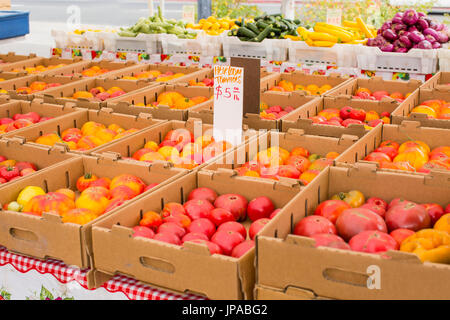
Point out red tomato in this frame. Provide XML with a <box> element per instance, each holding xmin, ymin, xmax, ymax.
<box><xmin>314</xmin><ymin>200</ymin><xmax>352</xmax><ymax>224</ymax></box>
<box><xmin>186</xmin><ymin>218</ymin><xmax>216</xmax><ymax>238</ymax></box>
<box><xmin>187</xmin><ymin>187</ymin><xmax>218</xmax><ymax>203</ymax></box>
<box><xmin>293</xmin><ymin>215</ymin><xmax>337</xmax><ymax>237</ymax></box>
<box><xmin>446</xmin><ymin>204</ymin><xmax>450</xmax><ymax>213</ymax></box>
<box><xmin>247</xmin><ymin>196</ymin><xmax>275</xmax><ymax>222</ymax></box>
<box><xmin>349</xmin><ymin>109</ymin><xmax>366</xmax><ymax>121</ymax></box>
<box><xmin>360</xmin><ymin>203</ymin><xmax>386</xmax><ymax>218</ymax></box>
<box><xmin>249</xmin><ymin>218</ymin><xmax>270</xmax><ymax>240</ymax></box>
<box><xmin>132</xmin><ymin>226</ymin><xmax>155</xmax><ymax>239</ymax></box>
<box><xmin>349</xmin><ymin>230</ymin><xmax>398</xmax><ymax>253</ymax></box>
<box><xmin>374</xmin><ymin>146</ymin><xmax>398</xmax><ymax>160</ymax></box>
<box><xmin>336</xmin><ymin>208</ymin><xmax>387</xmax><ymax>242</ymax></box>
<box><xmin>231</xmin><ymin>240</ymin><xmax>255</xmax><ymax>258</ymax></box>
<box><xmin>211</xmin><ymin>230</ymin><xmax>245</xmax><ymax>256</ymax></box>
<box><xmin>157</xmin><ymin>222</ymin><xmax>186</xmax><ymax>239</ymax></box>
<box><xmin>366</xmin><ymin>197</ymin><xmax>388</xmax><ymax>210</ymax></box>
<box><xmin>187</xmin><ymin>239</ymin><xmax>222</xmax><ymax>255</ymax></box>
<box><xmin>420</xmin><ymin>203</ymin><xmax>445</xmax><ymax>225</ymax></box>
<box><xmin>182</xmin><ymin>232</ymin><xmax>209</xmax><ymax>243</ymax></box>
<box><xmin>214</xmin><ymin>194</ymin><xmax>248</xmax><ymax>221</ymax></box>
<box><xmin>209</xmin><ymin>208</ymin><xmax>235</xmax><ymax>226</ymax></box>
<box><xmin>310</xmin><ymin>233</ymin><xmax>349</xmax><ymax>250</ymax></box>
<box><xmin>385</xmin><ymin>202</ymin><xmax>431</xmax><ymax>232</ymax></box>
<box><xmin>388</xmin><ymin>198</ymin><xmax>414</xmax><ymax>209</ymax></box>
<box><xmin>379</xmin><ymin>140</ymin><xmax>400</xmax><ymax>150</ymax></box>
<box><xmin>269</xmin><ymin>208</ymin><xmax>281</xmax><ymax>219</ymax></box>
<box><xmin>183</xmin><ymin>199</ymin><xmax>214</xmax><ymax>221</ymax></box>
<box><xmin>217</xmin><ymin>221</ymin><xmax>247</xmax><ymax>239</ymax></box>
<box><xmin>389</xmin><ymin>228</ymin><xmax>415</xmax><ymax>247</ymax></box>
<box><xmin>154</xmin><ymin>232</ymin><xmax>181</xmax><ymax>245</ymax></box>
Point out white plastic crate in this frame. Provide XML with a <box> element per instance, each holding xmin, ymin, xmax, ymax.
<box><xmin>51</xmin><ymin>30</ymin><xmax>104</xmax><ymax>51</ymax></box>
<box><xmin>438</xmin><ymin>47</ymin><xmax>450</xmax><ymax>72</ymax></box>
<box><xmin>161</xmin><ymin>32</ymin><xmax>223</xmax><ymax>57</ymax></box>
<box><xmin>287</xmin><ymin>40</ymin><xmax>360</xmax><ymax>68</ymax></box>
<box><xmin>102</xmin><ymin>32</ymin><xmax>162</xmax><ymax>54</ymax></box>
<box><xmin>222</xmin><ymin>35</ymin><xmax>288</xmax><ymax>61</ymax></box>
<box><xmin>356</xmin><ymin>46</ymin><xmax>438</xmax><ymax>74</ymax></box>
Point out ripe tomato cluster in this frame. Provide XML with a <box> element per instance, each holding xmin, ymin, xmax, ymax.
<box><xmin>0</xmin><ymin>111</ymin><xmax>53</xmax><ymax>134</ymax></box>
<box><xmin>133</xmin><ymin>187</ymin><xmax>282</xmax><ymax>258</ymax></box>
<box><xmin>0</xmin><ymin>157</ymin><xmax>36</xmax><ymax>184</ymax></box>
<box><xmin>310</xmin><ymin>106</ymin><xmax>390</xmax><ymax>129</ymax></box>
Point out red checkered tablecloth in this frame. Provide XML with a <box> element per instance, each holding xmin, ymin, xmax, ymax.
<box><xmin>0</xmin><ymin>246</ymin><xmax>206</xmax><ymax>300</ymax></box>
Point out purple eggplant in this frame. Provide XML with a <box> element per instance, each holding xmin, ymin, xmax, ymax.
<box><xmin>392</xmin><ymin>23</ymin><xmax>407</xmax><ymax>33</ymax></box>
<box><xmin>402</xmin><ymin>9</ymin><xmax>419</xmax><ymax>25</ymax></box>
<box><xmin>380</xmin><ymin>43</ymin><xmax>394</xmax><ymax>52</ymax></box>
<box><xmin>407</xmin><ymin>26</ymin><xmax>418</xmax><ymax>33</ymax></box>
<box><xmin>366</xmin><ymin>38</ymin><xmax>376</xmax><ymax>46</ymax></box>
<box><xmin>383</xmin><ymin>29</ymin><xmax>398</xmax><ymax>41</ymax></box>
<box><xmin>399</xmin><ymin>30</ymin><xmax>410</xmax><ymax>38</ymax></box>
<box><xmin>432</xmin><ymin>42</ymin><xmax>442</xmax><ymax>49</ymax></box>
<box><xmin>399</xmin><ymin>35</ymin><xmax>412</xmax><ymax>48</ymax></box>
<box><xmin>424</xmin><ymin>34</ymin><xmax>437</xmax><ymax>44</ymax></box>
<box><xmin>381</xmin><ymin>21</ymin><xmax>392</xmax><ymax>32</ymax></box>
<box><xmin>417</xmin><ymin>40</ymin><xmax>432</xmax><ymax>49</ymax></box>
<box><xmin>429</xmin><ymin>20</ymin><xmax>438</xmax><ymax>30</ymax></box>
<box><xmin>408</xmin><ymin>31</ymin><xmax>425</xmax><ymax>43</ymax></box>
<box><xmin>423</xmin><ymin>28</ymin><xmax>441</xmax><ymax>41</ymax></box>
<box><xmin>416</xmin><ymin>18</ymin><xmax>429</xmax><ymax>31</ymax></box>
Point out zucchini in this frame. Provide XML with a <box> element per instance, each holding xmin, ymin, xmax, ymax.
<box><xmin>238</xmin><ymin>36</ymin><xmax>250</xmax><ymax>42</ymax></box>
<box><xmin>237</xmin><ymin>27</ymin><xmax>257</xmax><ymax>38</ymax></box>
<box><xmin>256</xmin><ymin>20</ymin><xmax>269</xmax><ymax>30</ymax></box>
<box><xmin>254</xmin><ymin>25</ymin><xmax>272</xmax><ymax>42</ymax></box>
<box><xmin>246</xmin><ymin>22</ymin><xmax>260</xmax><ymax>35</ymax></box>
<box><xmin>234</xmin><ymin>20</ymin><xmax>242</xmax><ymax>27</ymax></box>
<box><xmin>293</xmin><ymin>19</ymin><xmax>301</xmax><ymax>25</ymax></box>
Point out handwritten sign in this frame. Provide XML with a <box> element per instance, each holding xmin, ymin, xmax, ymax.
<box><xmin>326</xmin><ymin>8</ymin><xmax>342</xmax><ymax>26</ymax></box>
<box><xmin>182</xmin><ymin>5</ymin><xmax>196</xmax><ymax>24</ymax></box>
<box><xmin>213</xmin><ymin>65</ymin><xmax>244</xmax><ymax>146</ymax></box>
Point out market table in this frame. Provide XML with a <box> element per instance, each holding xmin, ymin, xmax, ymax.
<box><xmin>0</xmin><ymin>246</ymin><xmax>205</xmax><ymax>300</ymax></box>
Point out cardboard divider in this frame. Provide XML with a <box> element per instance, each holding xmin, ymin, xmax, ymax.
<box><xmin>391</xmin><ymin>89</ymin><xmax>450</xmax><ymax>129</ymax></box>
<box><xmin>91</xmin><ymin>169</ymin><xmax>302</xmax><ymax>299</ymax></box>
<box><xmin>0</xmin><ymin>155</ymin><xmax>187</xmax><ymax>272</ymax></box>
<box><xmin>257</xmin><ymin>165</ymin><xmax>450</xmax><ymax>300</ymax></box>
<box><xmin>42</xmin><ymin>60</ymin><xmax>138</xmax><ymax>77</ymax></box>
<box><xmin>0</xmin><ymin>71</ymin><xmax>29</xmax><ymax>81</ymax></box>
<box><xmin>260</xmin><ymin>71</ymin><xmax>352</xmax><ymax>96</ymax></box>
<box><xmin>0</xmin><ymin>98</ymin><xmax>80</xmax><ymax>137</ymax></box>
<box><xmin>281</xmin><ymin>95</ymin><xmax>398</xmax><ymax>136</ymax></box>
<box><xmin>0</xmin><ymin>56</ymin><xmax>89</xmax><ymax>75</ymax></box>
<box><xmin>337</xmin><ymin>121</ymin><xmax>450</xmax><ymax>169</ymax></box>
<box><xmin>202</xmin><ymin>130</ymin><xmax>360</xmax><ymax>182</ymax></box>
<box><xmin>3</xmin><ymin>108</ymin><xmax>165</xmax><ymax>155</ymax></box>
<box><xmin>188</xmin><ymin>90</ymin><xmax>318</xmax><ymax>131</ymax></box>
<box><xmin>41</xmin><ymin>77</ymin><xmax>154</xmax><ymax>110</ymax></box>
<box><xmin>91</xmin><ymin>118</ymin><xmax>259</xmax><ymax>171</ymax></box>
<box><xmin>106</xmin><ymin>84</ymin><xmax>214</xmax><ymax>121</ymax></box>
<box><xmin>420</xmin><ymin>71</ymin><xmax>450</xmax><ymax>93</ymax></box>
<box><xmin>254</xmin><ymin>284</ymin><xmax>331</xmax><ymax>300</ymax></box>
<box><xmin>0</xmin><ymin>53</ymin><xmax>39</xmax><ymax>72</ymax></box>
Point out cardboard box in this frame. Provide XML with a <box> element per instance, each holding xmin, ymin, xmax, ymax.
<box><xmin>103</xmin><ymin>63</ymin><xmax>211</xmax><ymax>86</ymax></box>
<box><xmin>0</xmin><ymin>75</ymin><xmax>87</xmax><ymax>101</ymax></box>
<box><xmin>281</xmin><ymin>95</ymin><xmax>400</xmax><ymax>136</ymax></box>
<box><xmin>0</xmin><ymin>56</ymin><xmax>89</xmax><ymax>75</ymax></box>
<box><xmin>420</xmin><ymin>71</ymin><xmax>450</xmax><ymax>93</ymax></box>
<box><xmin>0</xmin><ymin>71</ymin><xmax>29</xmax><ymax>81</ymax></box>
<box><xmin>0</xmin><ymin>53</ymin><xmax>38</xmax><ymax>71</ymax></box>
<box><xmin>337</xmin><ymin>121</ymin><xmax>450</xmax><ymax>168</ymax></box>
<box><xmin>4</xmin><ymin>108</ymin><xmax>165</xmax><ymax>155</ymax></box>
<box><xmin>107</xmin><ymin>84</ymin><xmax>214</xmax><ymax>121</ymax></box>
<box><xmin>188</xmin><ymin>90</ymin><xmax>318</xmax><ymax>131</ymax></box>
<box><xmin>91</xmin><ymin>169</ymin><xmax>302</xmax><ymax>299</ymax></box>
<box><xmin>0</xmin><ymin>98</ymin><xmax>79</xmax><ymax>137</ymax></box>
<box><xmin>260</xmin><ymin>71</ymin><xmax>352</xmax><ymax>96</ymax></box>
<box><xmin>0</xmin><ymin>155</ymin><xmax>187</xmax><ymax>271</ymax></box>
<box><xmin>42</xmin><ymin>60</ymin><xmax>138</xmax><ymax>78</ymax></box>
<box><xmin>91</xmin><ymin>118</ymin><xmax>258</xmax><ymax>171</ymax></box>
<box><xmin>202</xmin><ymin>130</ymin><xmax>360</xmax><ymax>186</ymax></box>
<box><xmin>41</xmin><ymin>77</ymin><xmax>154</xmax><ymax>110</ymax></box>
<box><xmin>254</xmin><ymin>284</ymin><xmax>331</xmax><ymax>300</ymax></box>
<box><xmin>391</xmin><ymin>88</ymin><xmax>450</xmax><ymax>129</ymax></box>
<box><xmin>327</xmin><ymin>77</ymin><xmax>422</xmax><ymax>101</ymax></box>
<box><xmin>257</xmin><ymin>164</ymin><xmax>450</xmax><ymax>300</ymax></box>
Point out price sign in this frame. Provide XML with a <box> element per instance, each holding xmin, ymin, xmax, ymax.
<box><xmin>326</xmin><ymin>8</ymin><xmax>342</xmax><ymax>26</ymax></box>
<box><xmin>213</xmin><ymin>65</ymin><xmax>244</xmax><ymax>145</ymax></box>
<box><xmin>182</xmin><ymin>5</ymin><xmax>196</xmax><ymax>24</ymax></box>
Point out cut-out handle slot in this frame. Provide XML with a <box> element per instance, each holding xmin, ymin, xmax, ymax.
<box><xmin>139</xmin><ymin>256</ymin><xmax>175</xmax><ymax>274</ymax></box>
<box><xmin>9</xmin><ymin>228</ymin><xmax>39</xmax><ymax>242</ymax></box>
<box><xmin>322</xmin><ymin>268</ymin><xmax>369</xmax><ymax>287</ymax></box>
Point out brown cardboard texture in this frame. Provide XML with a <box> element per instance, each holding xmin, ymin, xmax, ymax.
<box><xmin>337</xmin><ymin>121</ymin><xmax>450</xmax><ymax>171</ymax></box>
<box><xmin>0</xmin><ymin>57</ymin><xmax>89</xmax><ymax>74</ymax></box>
<box><xmin>188</xmin><ymin>90</ymin><xmax>318</xmax><ymax>131</ymax></box>
<box><xmin>4</xmin><ymin>108</ymin><xmax>165</xmax><ymax>155</ymax></box>
<box><xmin>0</xmin><ymin>155</ymin><xmax>187</xmax><ymax>270</ymax></box>
<box><xmin>91</xmin><ymin>119</ymin><xmax>258</xmax><ymax>171</ymax></box>
<box><xmin>202</xmin><ymin>130</ymin><xmax>359</xmax><ymax>185</ymax></box>
<box><xmin>391</xmin><ymin>88</ymin><xmax>450</xmax><ymax>129</ymax></box>
<box><xmin>254</xmin><ymin>284</ymin><xmax>331</xmax><ymax>300</ymax></box>
<box><xmin>257</xmin><ymin>165</ymin><xmax>450</xmax><ymax>299</ymax></box>
<box><xmin>260</xmin><ymin>71</ymin><xmax>351</xmax><ymax>96</ymax></box>
<box><xmin>0</xmin><ymin>53</ymin><xmax>39</xmax><ymax>72</ymax></box>
<box><xmin>41</xmin><ymin>78</ymin><xmax>154</xmax><ymax>110</ymax></box>
<box><xmin>0</xmin><ymin>98</ymin><xmax>79</xmax><ymax>137</ymax></box>
<box><xmin>420</xmin><ymin>71</ymin><xmax>450</xmax><ymax>92</ymax></box>
<box><xmin>91</xmin><ymin>170</ymin><xmax>302</xmax><ymax>300</ymax></box>
<box><xmin>0</xmin><ymin>71</ymin><xmax>30</xmax><ymax>81</ymax></box>
<box><xmin>281</xmin><ymin>95</ymin><xmax>399</xmax><ymax>136</ymax></box>
<box><xmin>43</xmin><ymin>60</ymin><xmax>137</xmax><ymax>77</ymax></box>
<box><xmin>107</xmin><ymin>84</ymin><xmax>214</xmax><ymax>121</ymax></box>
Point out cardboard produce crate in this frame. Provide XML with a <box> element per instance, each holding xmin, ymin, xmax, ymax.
<box><xmin>337</xmin><ymin>121</ymin><xmax>450</xmax><ymax>169</ymax></box>
<box><xmin>103</xmin><ymin>63</ymin><xmax>211</xmax><ymax>86</ymax></box>
<box><xmin>202</xmin><ymin>130</ymin><xmax>360</xmax><ymax>186</ymax></box>
<box><xmin>0</xmin><ymin>53</ymin><xmax>38</xmax><ymax>71</ymax></box>
<box><xmin>261</xmin><ymin>71</ymin><xmax>351</xmax><ymax>96</ymax></box>
<box><xmin>91</xmin><ymin>169</ymin><xmax>302</xmax><ymax>300</ymax></box>
<box><xmin>420</xmin><ymin>71</ymin><xmax>450</xmax><ymax>93</ymax></box>
<box><xmin>42</xmin><ymin>60</ymin><xmax>137</xmax><ymax>78</ymax></box>
<box><xmin>4</xmin><ymin>108</ymin><xmax>165</xmax><ymax>155</ymax></box>
<box><xmin>0</xmin><ymin>71</ymin><xmax>29</xmax><ymax>81</ymax></box>
<box><xmin>91</xmin><ymin>118</ymin><xmax>258</xmax><ymax>171</ymax></box>
<box><xmin>254</xmin><ymin>284</ymin><xmax>330</xmax><ymax>300</ymax></box>
<box><xmin>188</xmin><ymin>91</ymin><xmax>318</xmax><ymax>131</ymax></box>
<box><xmin>0</xmin><ymin>98</ymin><xmax>79</xmax><ymax>137</ymax></box>
<box><xmin>281</xmin><ymin>95</ymin><xmax>399</xmax><ymax>135</ymax></box>
<box><xmin>0</xmin><ymin>155</ymin><xmax>187</xmax><ymax>271</ymax></box>
<box><xmin>107</xmin><ymin>84</ymin><xmax>214</xmax><ymax>121</ymax></box>
<box><xmin>327</xmin><ymin>77</ymin><xmax>422</xmax><ymax>102</ymax></box>
<box><xmin>41</xmin><ymin>78</ymin><xmax>154</xmax><ymax>110</ymax></box>
<box><xmin>0</xmin><ymin>74</ymin><xmax>86</xmax><ymax>101</ymax></box>
<box><xmin>257</xmin><ymin>164</ymin><xmax>450</xmax><ymax>300</ymax></box>
<box><xmin>391</xmin><ymin>88</ymin><xmax>450</xmax><ymax>129</ymax></box>
<box><xmin>0</xmin><ymin>56</ymin><xmax>89</xmax><ymax>75</ymax></box>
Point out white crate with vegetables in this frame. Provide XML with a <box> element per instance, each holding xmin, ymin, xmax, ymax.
<box><xmin>51</xmin><ymin>29</ymin><xmax>105</xmax><ymax>51</ymax></box>
<box><xmin>161</xmin><ymin>31</ymin><xmax>223</xmax><ymax>57</ymax></box>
